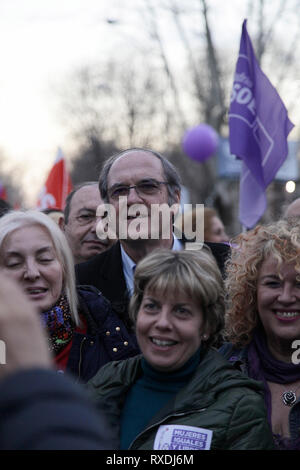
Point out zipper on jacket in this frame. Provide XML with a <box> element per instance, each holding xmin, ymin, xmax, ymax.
<box><xmin>128</xmin><ymin>408</ymin><xmax>207</xmax><ymax>450</ymax></box>
<box><xmin>78</xmin><ymin>336</ymin><xmax>87</xmax><ymax>380</ymax></box>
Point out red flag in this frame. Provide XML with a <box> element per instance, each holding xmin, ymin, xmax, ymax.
<box><xmin>37</xmin><ymin>148</ymin><xmax>73</xmax><ymax>210</ymax></box>
<box><xmin>0</xmin><ymin>183</ymin><xmax>7</xmax><ymax>201</ymax></box>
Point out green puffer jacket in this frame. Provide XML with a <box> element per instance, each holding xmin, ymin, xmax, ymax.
<box><xmin>86</xmin><ymin>348</ymin><xmax>275</xmax><ymax>450</ymax></box>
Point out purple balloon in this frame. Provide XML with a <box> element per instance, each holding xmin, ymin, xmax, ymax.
<box><xmin>182</xmin><ymin>124</ymin><xmax>219</xmax><ymax>162</ymax></box>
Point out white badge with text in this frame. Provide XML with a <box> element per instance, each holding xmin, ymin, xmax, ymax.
<box><xmin>153</xmin><ymin>424</ymin><xmax>213</xmax><ymax>450</ymax></box>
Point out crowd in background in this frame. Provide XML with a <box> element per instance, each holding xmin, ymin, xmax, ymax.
<box><xmin>0</xmin><ymin>147</ymin><xmax>300</xmax><ymax>451</ymax></box>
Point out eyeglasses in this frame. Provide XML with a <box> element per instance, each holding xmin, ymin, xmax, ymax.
<box><xmin>108</xmin><ymin>180</ymin><xmax>169</xmax><ymax>200</ymax></box>
<box><xmin>75</xmin><ymin>213</ymin><xmax>98</xmax><ymax>226</ymax></box>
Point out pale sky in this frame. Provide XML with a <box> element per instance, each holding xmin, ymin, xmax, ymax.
<box><xmin>0</xmin><ymin>0</ymin><xmax>297</xmax><ymax>206</ymax></box>
<box><xmin>0</xmin><ymin>0</ymin><xmax>122</xmax><ymax>205</ymax></box>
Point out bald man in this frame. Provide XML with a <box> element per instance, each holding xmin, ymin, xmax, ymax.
<box><xmin>60</xmin><ymin>182</ymin><xmax>115</xmax><ymax>264</ymax></box>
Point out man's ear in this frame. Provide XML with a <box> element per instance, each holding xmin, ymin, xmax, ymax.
<box><xmin>174</xmin><ymin>188</ymin><xmax>181</xmax><ymax>206</ymax></box>
<box><xmin>171</xmin><ymin>189</ymin><xmax>181</xmax><ymax>219</ymax></box>
<box><xmin>58</xmin><ymin>216</ymin><xmax>65</xmax><ymax>231</ymax></box>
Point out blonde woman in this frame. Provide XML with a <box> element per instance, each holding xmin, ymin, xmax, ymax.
<box><xmin>87</xmin><ymin>248</ymin><xmax>274</xmax><ymax>450</ymax></box>
<box><xmin>0</xmin><ymin>210</ymin><xmax>139</xmax><ymax>383</ymax></box>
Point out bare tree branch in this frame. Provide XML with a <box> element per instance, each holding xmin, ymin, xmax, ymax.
<box><xmin>200</xmin><ymin>0</ymin><xmax>226</xmax><ymax>129</ymax></box>
<box><xmin>168</xmin><ymin>0</ymin><xmax>206</xmax><ymax>103</ymax></box>
<box><xmin>143</xmin><ymin>0</ymin><xmax>187</xmax><ymax>129</ymax></box>
<box><xmin>256</xmin><ymin>0</ymin><xmax>286</xmax><ymax>62</ymax></box>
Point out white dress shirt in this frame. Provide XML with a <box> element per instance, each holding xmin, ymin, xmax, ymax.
<box><xmin>121</xmin><ymin>234</ymin><xmax>183</xmax><ymax>296</ymax></box>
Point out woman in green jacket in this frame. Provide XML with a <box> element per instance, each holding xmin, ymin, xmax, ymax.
<box><xmin>87</xmin><ymin>248</ymin><xmax>274</xmax><ymax>450</ymax></box>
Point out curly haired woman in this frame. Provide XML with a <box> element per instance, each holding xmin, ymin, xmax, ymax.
<box><xmin>220</xmin><ymin>218</ymin><xmax>300</xmax><ymax>449</ymax></box>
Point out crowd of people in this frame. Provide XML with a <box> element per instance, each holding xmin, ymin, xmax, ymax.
<box><xmin>0</xmin><ymin>147</ymin><xmax>300</xmax><ymax>451</ymax></box>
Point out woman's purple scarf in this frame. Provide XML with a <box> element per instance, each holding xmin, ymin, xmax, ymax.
<box><xmin>247</xmin><ymin>328</ymin><xmax>300</xmax><ymax>448</ymax></box>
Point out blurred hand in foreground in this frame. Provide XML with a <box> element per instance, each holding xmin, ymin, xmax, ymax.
<box><xmin>0</xmin><ymin>274</ymin><xmax>53</xmax><ymax>380</ymax></box>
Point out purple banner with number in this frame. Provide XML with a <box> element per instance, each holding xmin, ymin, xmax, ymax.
<box><xmin>229</xmin><ymin>19</ymin><xmax>294</xmax><ymax>228</ymax></box>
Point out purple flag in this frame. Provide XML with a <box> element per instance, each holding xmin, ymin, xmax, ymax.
<box><xmin>229</xmin><ymin>19</ymin><xmax>294</xmax><ymax>228</ymax></box>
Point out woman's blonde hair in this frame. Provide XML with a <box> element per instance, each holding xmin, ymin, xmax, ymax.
<box><xmin>0</xmin><ymin>210</ymin><xmax>79</xmax><ymax>325</ymax></box>
<box><xmin>129</xmin><ymin>247</ymin><xmax>225</xmax><ymax>346</ymax></box>
<box><xmin>225</xmin><ymin>218</ymin><xmax>300</xmax><ymax>346</ymax></box>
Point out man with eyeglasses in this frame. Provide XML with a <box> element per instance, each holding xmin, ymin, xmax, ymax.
<box><xmin>59</xmin><ymin>182</ymin><xmax>115</xmax><ymax>264</ymax></box>
<box><xmin>75</xmin><ymin>149</ymin><xmax>230</xmax><ymax>328</ymax></box>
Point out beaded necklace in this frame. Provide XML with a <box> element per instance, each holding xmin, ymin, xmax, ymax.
<box><xmin>40</xmin><ymin>294</ymin><xmax>75</xmax><ymax>354</ymax></box>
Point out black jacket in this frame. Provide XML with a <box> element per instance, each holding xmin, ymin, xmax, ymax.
<box><xmin>66</xmin><ymin>285</ymin><xmax>139</xmax><ymax>383</ymax></box>
<box><xmin>75</xmin><ymin>240</ymin><xmax>230</xmax><ymax>328</ymax></box>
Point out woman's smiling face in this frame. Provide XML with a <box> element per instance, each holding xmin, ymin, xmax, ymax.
<box><xmin>136</xmin><ymin>288</ymin><xmax>204</xmax><ymax>372</ymax></box>
<box><xmin>257</xmin><ymin>255</ymin><xmax>300</xmax><ymax>358</ymax></box>
<box><xmin>1</xmin><ymin>225</ymin><xmax>63</xmax><ymax>312</ymax></box>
